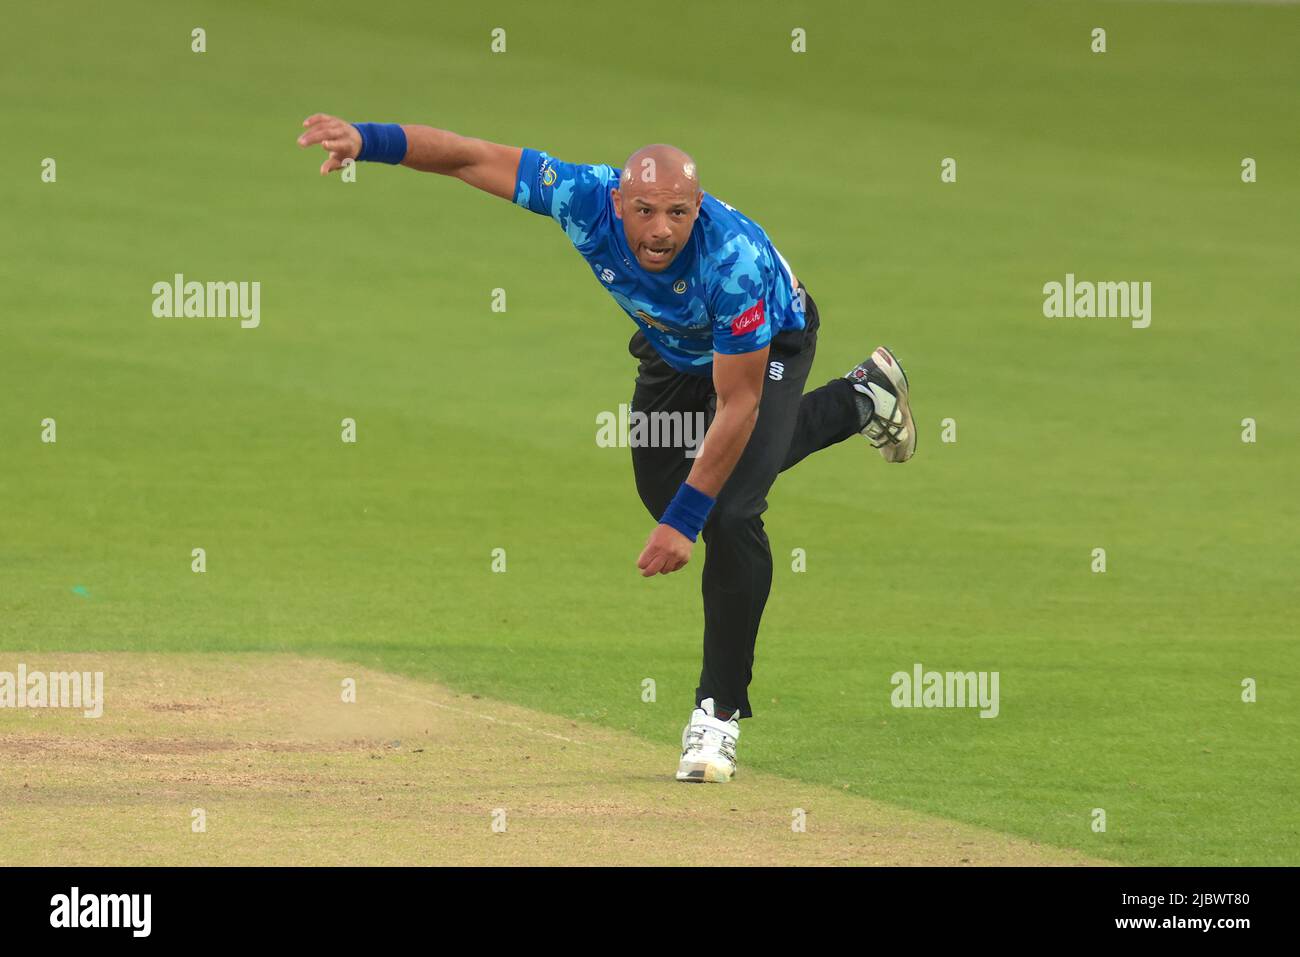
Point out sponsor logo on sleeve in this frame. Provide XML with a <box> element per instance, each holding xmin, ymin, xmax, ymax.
<box><xmin>730</xmin><ymin>299</ymin><xmax>765</xmax><ymax>337</ymax></box>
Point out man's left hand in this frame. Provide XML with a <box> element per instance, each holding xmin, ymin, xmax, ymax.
<box><xmin>637</xmin><ymin>524</ymin><xmax>694</xmax><ymax>577</ymax></box>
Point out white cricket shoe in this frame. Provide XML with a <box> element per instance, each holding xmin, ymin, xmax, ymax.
<box><xmin>675</xmin><ymin>697</ymin><xmax>740</xmax><ymax>783</ymax></box>
<box><xmin>845</xmin><ymin>346</ymin><xmax>916</xmax><ymax>463</ymax></box>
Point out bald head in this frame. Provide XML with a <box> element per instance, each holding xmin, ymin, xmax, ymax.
<box><xmin>612</xmin><ymin>144</ymin><xmax>704</xmax><ymax>272</ymax></box>
<box><xmin>620</xmin><ymin>144</ymin><xmax>700</xmax><ymax>198</ymax></box>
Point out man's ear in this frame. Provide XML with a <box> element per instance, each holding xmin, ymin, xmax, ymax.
<box><xmin>611</xmin><ymin>187</ymin><xmax>623</xmax><ymax>219</ymax></box>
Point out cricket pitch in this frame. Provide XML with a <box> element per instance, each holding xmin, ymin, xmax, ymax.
<box><xmin>0</xmin><ymin>654</ymin><xmax>1105</xmax><ymax>866</ymax></box>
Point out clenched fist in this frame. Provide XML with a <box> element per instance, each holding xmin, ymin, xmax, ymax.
<box><xmin>297</xmin><ymin>114</ymin><xmax>362</xmax><ymax>175</ymax></box>
<box><xmin>637</xmin><ymin>523</ymin><xmax>694</xmax><ymax>577</ymax></box>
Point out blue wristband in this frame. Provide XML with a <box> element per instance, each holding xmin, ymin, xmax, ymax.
<box><xmin>352</xmin><ymin>122</ymin><xmax>408</xmax><ymax>164</ymax></box>
<box><xmin>659</xmin><ymin>482</ymin><xmax>716</xmax><ymax>543</ymax></box>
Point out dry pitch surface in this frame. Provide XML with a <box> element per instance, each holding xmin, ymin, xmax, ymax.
<box><xmin>0</xmin><ymin>654</ymin><xmax>1103</xmax><ymax>866</ymax></box>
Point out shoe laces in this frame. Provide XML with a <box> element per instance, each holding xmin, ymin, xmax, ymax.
<box><xmin>684</xmin><ymin>717</ymin><xmax>737</xmax><ymax>763</ymax></box>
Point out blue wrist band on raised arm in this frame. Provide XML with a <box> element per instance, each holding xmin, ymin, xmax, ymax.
<box><xmin>352</xmin><ymin>123</ymin><xmax>408</xmax><ymax>164</ymax></box>
<box><xmin>659</xmin><ymin>482</ymin><xmax>716</xmax><ymax>543</ymax></box>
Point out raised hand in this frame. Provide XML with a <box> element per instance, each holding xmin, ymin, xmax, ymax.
<box><xmin>297</xmin><ymin>113</ymin><xmax>363</xmax><ymax>175</ymax></box>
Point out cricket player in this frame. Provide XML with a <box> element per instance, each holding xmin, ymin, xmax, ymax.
<box><xmin>297</xmin><ymin>116</ymin><xmax>916</xmax><ymax>782</ymax></box>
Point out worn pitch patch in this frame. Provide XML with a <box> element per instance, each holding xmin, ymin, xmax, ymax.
<box><xmin>0</xmin><ymin>653</ymin><xmax>1106</xmax><ymax>866</ymax></box>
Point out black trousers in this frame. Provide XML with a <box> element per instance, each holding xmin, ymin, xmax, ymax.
<box><xmin>628</xmin><ymin>287</ymin><xmax>862</xmax><ymax>718</ymax></box>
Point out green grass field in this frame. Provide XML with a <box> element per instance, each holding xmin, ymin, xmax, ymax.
<box><xmin>2</xmin><ymin>0</ymin><xmax>1297</xmax><ymax>866</ymax></box>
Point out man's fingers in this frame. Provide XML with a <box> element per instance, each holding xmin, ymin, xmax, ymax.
<box><xmin>320</xmin><ymin>152</ymin><xmax>346</xmax><ymax>175</ymax></box>
<box><xmin>321</xmin><ymin>137</ymin><xmax>352</xmax><ymax>153</ymax></box>
<box><xmin>298</xmin><ymin>124</ymin><xmax>342</xmax><ymax>148</ymax></box>
<box><xmin>636</xmin><ymin>538</ymin><xmax>656</xmax><ymax>569</ymax></box>
<box><xmin>299</xmin><ymin>118</ymin><xmax>353</xmax><ymax>146</ymax></box>
<box><xmin>640</xmin><ymin>551</ymin><xmax>667</xmax><ymax>577</ymax></box>
<box><xmin>301</xmin><ymin>114</ymin><xmax>340</xmax><ymax>133</ymax></box>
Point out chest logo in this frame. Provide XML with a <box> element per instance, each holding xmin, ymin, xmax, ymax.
<box><xmin>673</xmin><ymin>279</ymin><xmax>687</xmax><ymax>294</ymax></box>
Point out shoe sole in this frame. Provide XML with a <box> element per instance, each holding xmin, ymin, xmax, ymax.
<box><xmin>675</xmin><ymin>762</ymin><xmax>734</xmax><ymax>783</ymax></box>
<box><xmin>872</xmin><ymin>346</ymin><xmax>916</xmax><ymax>463</ymax></box>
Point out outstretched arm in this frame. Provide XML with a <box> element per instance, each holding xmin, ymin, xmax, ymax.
<box><xmin>297</xmin><ymin>114</ymin><xmax>522</xmax><ymax>201</ymax></box>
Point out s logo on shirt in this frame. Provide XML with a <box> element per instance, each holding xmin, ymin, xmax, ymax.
<box><xmin>730</xmin><ymin>299</ymin><xmax>765</xmax><ymax>337</ymax></box>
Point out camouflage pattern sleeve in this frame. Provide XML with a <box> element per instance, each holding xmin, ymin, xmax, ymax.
<box><xmin>707</xmin><ymin>233</ymin><xmax>774</xmax><ymax>356</ymax></box>
<box><xmin>513</xmin><ymin>148</ymin><xmax>619</xmax><ymax>251</ymax></box>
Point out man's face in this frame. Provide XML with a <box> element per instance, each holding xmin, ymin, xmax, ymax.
<box><xmin>612</xmin><ymin>174</ymin><xmax>703</xmax><ymax>272</ymax></box>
